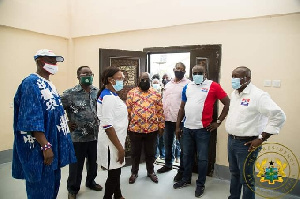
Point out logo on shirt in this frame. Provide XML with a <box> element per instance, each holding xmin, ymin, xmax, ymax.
<box><xmin>201</xmin><ymin>88</ymin><xmax>208</xmax><ymax>92</ymax></box>
<box><xmin>244</xmin><ymin>143</ymin><xmax>299</xmax><ymax>198</ymax></box>
<box><xmin>241</xmin><ymin>98</ymin><xmax>250</xmax><ymax>106</ymax></box>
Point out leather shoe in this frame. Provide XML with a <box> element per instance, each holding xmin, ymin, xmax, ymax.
<box><xmin>157</xmin><ymin>166</ymin><xmax>172</xmax><ymax>173</ymax></box>
<box><xmin>68</xmin><ymin>192</ymin><xmax>77</xmax><ymax>199</ymax></box>
<box><xmin>147</xmin><ymin>173</ymin><xmax>158</xmax><ymax>183</ymax></box>
<box><xmin>129</xmin><ymin>174</ymin><xmax>138</xmax><ymax>184</ymax></box>
<box><xmin>87</xmin><ymin>183</ymin><xmax>103</xmax><ymax>191</ymax></box>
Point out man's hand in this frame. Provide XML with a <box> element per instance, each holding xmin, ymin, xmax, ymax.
<box><xmin>175</xmin><ymin>127</ymin><xmax>182</xmax><ymax>140</ymax></box>
<box><xmin>68</xmin><ymin>121</ymin><xmax>77</xmax><ymax>132</ymax></box>
<box><xmin>206</xmin><ymin>122</ymin><xmax>220</xmax><ymax>132</ymax></box>
<box><xmin>117</xmin><ymin>148</ymin><xmax>125</xmax><ymax>164</ymax></box>
<box><xmin>245</xmin><ymin>139</ymin><xmax>263</xmax><ymax>152</ymax></box>
<box><xmin>43</xmin><ymin>148</ymin><xmax>54</xmax><ymax>165</ymax></box>
<box><xmin>158</xmin><ymin>128</ymin><xmax>164</xmax><ymax>136</ymax></box>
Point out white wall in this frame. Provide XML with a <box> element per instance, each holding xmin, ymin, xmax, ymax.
<box><xmin>0</xmin><ymin>26</ymin><xmax>70</xmax><ymax>150</ymax></box>
<box><xmin>70</xmin><ymin>0</ymin><xmax>300</xmax><ymax>37</ymax></box>
<box><xmin>0</xmin><ymin>0</ymin><xmax>70</xmax><ymax>38</ymax></box>
<box><xmin>72</xmin><ymin>13</ymin><xmax>300</xmax><ymax>166</ymax></box>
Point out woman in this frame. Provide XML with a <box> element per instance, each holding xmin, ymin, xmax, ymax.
<box><xmin>97</xmin><ymin>66</ymin><xmax>127</xmax><ymax>199</ymax></box>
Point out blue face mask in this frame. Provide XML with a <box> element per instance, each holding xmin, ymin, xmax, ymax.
<box><xmin>231</xmin><ymin>78</ymin><xmax>241</xmax><ymax>89</ymax></box>
<box><xmin>112</xmin><ymin>80</ymin><xmax>123</xmax><ymax>91</ymax></box>
<box><xmin>193</xmin><ymin>75</ymin><xmax>204</xmax><ymax>85</ymax></box>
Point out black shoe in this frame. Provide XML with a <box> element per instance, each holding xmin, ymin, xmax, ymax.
<box><xmin>173</xmin><ymin>180</ymin><xmax>191</xmax><ymax>189</ymax></box>
<box><xmin>157</xmin><ymin>166</ymin><xmax>172</xmax><ymax>173</ymax></box>
<box><xmin>195</xmin><ymin>186</ymin><xmax>205</xmax><ymax>198</ymax></box>
<box><xmin>86</xmin><ymin>183</ymin><xmax>103</xmax><ymax>191</ymax></box>
<box><xmin>173</xmin><ymin>171</ymin><xmax>183</xmax><ymax>182</ymax></box>
<box><xmin>68</xmin><ymin>192</ymin><xmax>77</xmax><ymax>199</ymax></box>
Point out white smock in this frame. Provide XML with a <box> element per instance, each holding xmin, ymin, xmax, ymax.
<box><xmin>97</xmin><ymin>89</ymin><xmax>128</xmax><ymax>170</ymax></box>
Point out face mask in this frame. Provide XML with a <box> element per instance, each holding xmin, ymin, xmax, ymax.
<box><xmin>174</xmin><ymin>71</ymin><xmax>185</xmax><ymax>80</ymax></box>
<box><xmin>139</xmin><ymin>80</ymin><xmax>150</xmax><ymax>91</ymax></box>
<box><xmin>193</xmin><ymin>75</ymin><xmax>204</xmax><ymax>85</ymax></box>
<box><xmin>43</xmin><ymin>63</ymin><xmax>58</xmax><ymax>75</ymax></box>
<box><xmin>80</xmin><ymin>76</ymin><xmax>93</xmax><ymax>86</ymax></box>
<box><xmin>162</xmin><ymin>79</ymin><xmax>169</xmax><ymax>86</ymax></box>
<box><xmin>112</xmin><ymin>80</ymin><xmax>123</xmax><ymax>91</ymax></box>
<box><xmin>152</xmin><ymin>84</ymin><xmax>160</xmax><ymax>91</ymax></box>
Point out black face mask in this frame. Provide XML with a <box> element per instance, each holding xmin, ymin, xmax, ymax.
<box><xmin>174</xmin><ymin>71</ymin><xmax>185</xmax><ymax>80</ymax></box>
<box><xmin>139</xmin><ymin>80</ymin><xmax>150</xmax><ymax>91</ymax></box>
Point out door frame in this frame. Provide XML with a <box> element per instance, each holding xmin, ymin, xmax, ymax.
<box><xmin>144</xmin><ymin>44</ymin><xmax>222</xmax><ymax>176</ymax></box>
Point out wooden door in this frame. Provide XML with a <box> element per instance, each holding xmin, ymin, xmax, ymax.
<box><xmin>99</xmin><ymin>49</ymin><xmax>147</xmax><ymax>165</ymax></box>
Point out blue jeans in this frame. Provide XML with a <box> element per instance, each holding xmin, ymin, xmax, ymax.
<box><xmin>182</xmin><ymin>127</ymin><xmax>210</xmax><ymax>188</ymax></box>
<box><xmin>228</xmin><ymin>135</ymin><xmax>259</xmax><ymax>199</ymax></box>
<box><xmin>164</xmin><ymin>121</ymin><xmax>184</xmax><ymax>170</ymax></box>
<box><xmin>156</xmin><ymin>135</ymin><xmax>165</xmax><ymax>159</ymax></box>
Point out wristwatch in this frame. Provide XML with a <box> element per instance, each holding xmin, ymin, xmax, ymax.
<box><xmin>216</xmin><ymin>119</ymin><xmax>222</xmax><ymax>124</ymax></box>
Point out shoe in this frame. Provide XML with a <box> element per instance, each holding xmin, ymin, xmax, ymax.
<box><xmin>157</xmin><ymin>166</ymin><xmax>172</xmax><ymax>173</ymax></box>
<box><xmin>195</xmin><ymin>186</ymin><xmax>205</xmax><ymax>198</ymax></box>
<box><xmin>129</xmin><ymin>174</ymin><xmax>138</xmax><ymax>184</ymax></box>
<box><xmin>147</xmin><ymin>173</ymin><xmax>158</xmax><ymax>183</ymax></box>
<box><xmin>86</xmin><ymin>183</ymin><xmax>103</xmax><ymax>191</ymax></box>
<box><xmin>173</xmin><ymin>180</ymin><xmax>191</xmax><ymax>189</ymax></box>
<box><xmin>68</xmin><ymin>192</ymin><xmax>77</xmax><ymax>199</ymax></box>
<box><xmin>173</xmin><ymin>171</ymin><xmax>183</xmax><ymax>182</ymax></box>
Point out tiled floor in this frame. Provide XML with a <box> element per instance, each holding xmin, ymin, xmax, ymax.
<box><xmin>0</xmin><ymin>160</ymin><xmax>299</xmax><ymax>199</ymax></box>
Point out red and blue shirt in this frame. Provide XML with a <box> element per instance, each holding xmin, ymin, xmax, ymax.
<box><xmin>182</xmin><ymin>80</ymin><xmax>227</xmax><ymax>129</ymax></box>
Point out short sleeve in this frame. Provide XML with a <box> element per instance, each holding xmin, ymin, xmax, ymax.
<box><xmin>181</xmin><ymin>84</ymin><xmax>188</xmax><ymax>102</ymax></box>
<box><xmin>213</xmin><ymin>82</ymin><xmax>227</xmax><ymax>100</ymax></box>
<box><xmin>100</xmin><ymin>95</ymin><xmax>116</xmax><ymax>130</ymax></box>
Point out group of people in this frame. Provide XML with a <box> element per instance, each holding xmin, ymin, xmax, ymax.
<box><xmin>12</xmin><ymin>49</ymin><xmax>286</xmax><ymax>199</ymax></box>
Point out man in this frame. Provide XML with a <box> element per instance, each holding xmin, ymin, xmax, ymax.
<box><xmin>174</xmin><ymin>65</ymin><xmax>230</xmax><ymax>198</ymax></box>
<box><xmin>12</xmin><ymin>49</ymin><xmax>76</xmax><ymax>199</ymax></box>
<box><xmin>157</xmin><ymin>62</ymin><xmax>191</xmax><ymax>183</ymax></box>
<box><xmin>126</xmin><ymin>72</ymin><xmax>165</xmax><ymax>184</ymax></box>
<box><xmin>61</xmin><ymin>66</ymin><xmax>102</xmax><ymax>199</ymax></box>
<box><xmin>225</xmin><ymin>66</ymin><xmax>286</xmax><ymax>199</ymax></box>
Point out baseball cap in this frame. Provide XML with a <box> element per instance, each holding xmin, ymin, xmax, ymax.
<box><xmin>34</xmin><ymin>49</ymin><xmax>64</xmax><ymax>62</ymax></box>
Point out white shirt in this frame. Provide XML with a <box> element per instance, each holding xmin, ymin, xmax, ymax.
<box><xmin>225</xmin><ymin>83</ymin><xmax>286</xmax><ymax>136</ymax></box>
<box><xmin>97</xmin><ymin>89</ymin><xmax>128</xmax><ymax>170</ymax></box>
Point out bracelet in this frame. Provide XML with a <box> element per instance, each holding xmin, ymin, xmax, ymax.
<box><xmin>41</xmin><ymin>142</ymin><xmax>52</xmax><ymax>151</ymax></box>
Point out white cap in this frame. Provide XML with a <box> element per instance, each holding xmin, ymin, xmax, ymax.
<box><xmin>34</xmin><ymin>49</ymin><xmax>64</xmax><ymax>62</ymax></box>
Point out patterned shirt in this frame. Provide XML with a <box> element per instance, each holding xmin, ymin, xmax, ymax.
<box><xmin>12</xmin><ymin>73</ymin><xmax>76</xmax><ymax>182</ymax></box>
<box><xmin>61</xmin><ymin>84</ymin><xmax>99</xmax><ymax>142</ymax></box>
<box><xmin>126</xmin><ymin>87</ymin><xmax>165</xmax><ymax>133</ymax></box>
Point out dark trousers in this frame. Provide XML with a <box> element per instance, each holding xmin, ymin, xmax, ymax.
<box><xmin>67</xmin><ymin>140</ymin><xmax>98</xmax><ymax>194</ymax></box>
<box><xmin>104</xmin><ymin>148</ymin><xmax>122</xmax><ymax>199</ymax></box>
<box><xmin>129</xmin><ymin>131</ymin><xmax>158</xmax><ymax>174</ymax></box>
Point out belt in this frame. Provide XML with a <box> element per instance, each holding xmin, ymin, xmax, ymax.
<box><xmin>229</xmin><ymin>134</ymin><xmax>258</xmax><ymax>140</ymax></box>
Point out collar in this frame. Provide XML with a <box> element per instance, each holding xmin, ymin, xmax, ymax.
<box><xmin>234</xmin><ymin>83</ymin><xmax>252</xmax><ymax>95</ymax></box>
<box><xmin>171</xmin><ymin>77</ymin><xmax>188</xmax><ymax>84</ymax></box>
<box><xmin>74</xmin><ymin>84</ymin><xmax>97</xmax><ymax>92</ymax></box>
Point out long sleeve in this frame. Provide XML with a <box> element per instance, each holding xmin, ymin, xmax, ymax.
<box><xmin>258</xmin><ymin>93</ymin><xmax>286</xmax><ymax>134</ymax></box>
<box><xmin>156</xmin><ymin>93</ymin><xmax>165</xmax><ymax>129</ymax></box>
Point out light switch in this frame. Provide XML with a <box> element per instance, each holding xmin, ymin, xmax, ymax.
<box><xmin>272</xmin><ymin>80</ymin><xmax>281</xmax><ymax>88</ymax></box>
<box><xmin>264</xmin><ymin>80</ymin><xmax>272</xmax><ymax>87</ymax></box>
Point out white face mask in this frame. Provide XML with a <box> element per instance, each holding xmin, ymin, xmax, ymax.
<box><xmin>43</xmin><ymin>63</ymin><xmax>58</xmax><ymax>75</ymax></box>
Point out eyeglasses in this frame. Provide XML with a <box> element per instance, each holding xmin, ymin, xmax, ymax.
<box><xmin>192</xmin><ymin>72</ymin><xmax>204</xmax><ymax>75</ymax></box>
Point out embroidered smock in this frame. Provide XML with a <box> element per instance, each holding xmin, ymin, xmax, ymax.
<box><xmin>12</xmin><ymin>73</ymin><xmax>76</xmax><ymax>183</ymax></box>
